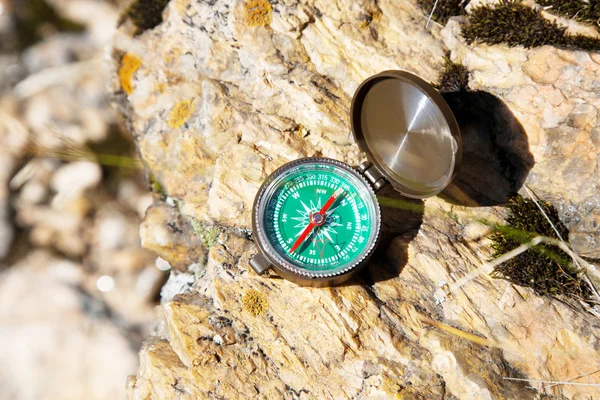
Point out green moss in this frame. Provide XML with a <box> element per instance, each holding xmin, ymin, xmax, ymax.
<box><xmin>489</xmin><ymin>195</ymin><xmax>592</xmax><ymax>300</ymax></box>
<box><xmin>14</xmin><ymin>0</ymin><xmax>85</xmax><ymax>50</ymax></box>
<box><xmin>189</xmin><ymin>218</ymin><xmax>220</xmax><ymax>248</ymax></box>
<box><xmin>120</xmin><ymin>0</ymin><xmax>170</xmax><ymax>34</ymax></box>
<box><xmin>417</xmin><ymin>0</ymin><xmax>468</xmax><ymax>25</ymax></box>
<box><xmin>565</xmin><ymin>33</ymin><xmax>600</xmax><ymax>51</ymax></box>
<box><xmin>148</xmin><ymin>174</ymin><xmax>166</xmax><ymax>200</ymax></box>
<box><xmin>536</xmin><ymin>0</ymin><xmax>600</xmax><ymax>32</ymax></box>
<box><xmin>434</xmin><ymin>56</ymin><xmax>469</xmax><ymax>93</ymax></box>
<box><xmin>462</xmin><ymin>0</ymin><xmax>600</xmax><ymax>52</ymax></box>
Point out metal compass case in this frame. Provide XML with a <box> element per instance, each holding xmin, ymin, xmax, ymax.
<box><xmin>250</xmin><ymin>71</ymin><xmax>462</xmax><ymax>286</ymax></box>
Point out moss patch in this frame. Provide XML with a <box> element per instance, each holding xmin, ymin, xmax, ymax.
<box><xmin>489</xmin><ymin>196</ymin><xmax>592</xmax><ymax>300</ymax></box>
<box><xmin>245</xmin><ymin>0</ymin><xmax>273</xmax><ymax>27</ymax></box>
<box><xmin>434</xmin><ymin>56</ymin><xmax>469</xmax><ymax>92</ymax></box>
<box><xmin>417</xmin><ymin>0</ymin><xmax>468</xmax><ymax>25</ymax></box>
<box><xmin>462</xmin><ymin>0</ymin><xmax>600</xmax><ymax>52</ymax></box>
<box><xmin>168</xmin><ymin>99</ymin><xmax>195</xmax><ymax>128</ymax></box>
<box><xmin>120</xmin><ymin>0</ymin><xmax>170</xmax><ymax>34</ymax></box>
<box><xmin>536</xmin><ymin>0</ymin><xmax>600</xmax><ymax>32</ymax></box>
<box><xmin>118</xmin><ymin>53</ymin><xmax>143</xmax><ymax>95</ymax></box>
<box><xmin>242</xmin><ymin>289</ymin><xmax>268</xmax><ymax>316</ymax></box>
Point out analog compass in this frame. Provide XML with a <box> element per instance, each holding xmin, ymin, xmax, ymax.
<box><xmin>252</xmin><ymin>158</ymin><xmax>380</xmax><ymax>286</ymax></box>
<box><xmin>250</xmin><ymin>71</ymin><xmax>462</xmax><ymax>286</ymax></box>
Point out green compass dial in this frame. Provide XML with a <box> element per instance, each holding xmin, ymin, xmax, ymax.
<box><xmin>255</xmin><ymin>159</ymin><xmax>380</xmax><ymax>276</ymax></box>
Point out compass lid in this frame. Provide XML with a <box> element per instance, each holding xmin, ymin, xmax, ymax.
<box><xmin>351</xmin><ymin>70</ymin><xmax>462</xmax><ymax>198</ymax></box>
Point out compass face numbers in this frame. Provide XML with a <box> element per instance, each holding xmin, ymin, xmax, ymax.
<box><xmin>254</xmin><ymin>159</ymin><xmax>380</xmax><ymax>278</ymax></box>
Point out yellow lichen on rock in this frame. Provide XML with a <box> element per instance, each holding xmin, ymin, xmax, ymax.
<box><xmin>119</xmin><ymin>53</ymin><xmax>142</xmax><ymax>95</ymax></box>
<box><xmin>168</xmin><ymin>99</ymin><xmax>195</xmax><ymax>128</ymax></box>
<box><xmin>155</xmin><ymin>82</ymin><xmax>167</xmax><ymax>93</ymax></box>
<box><xmin>245</xmin><ymin>0</ymin><xmax>272</xmax><ymax>27</ymax></box>
<box><xmin>242</xmin><ymin>289</ymin><xmax>268</xmax><ymax>315</ymax></box>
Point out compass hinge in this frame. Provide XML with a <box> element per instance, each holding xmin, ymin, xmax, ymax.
<box><xmin>250</xmin><ymin>253</ymin><xmax>272</xmax><ymax>275</ymax></box>
<box><xmin>357</xmin><ymin>161</ymin><xmax>387</xmax><ymax>191</ymax></box>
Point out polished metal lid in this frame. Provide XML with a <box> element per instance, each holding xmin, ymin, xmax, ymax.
<box><xmin>351</xmin><ymin>70</ymin><xmax>462</xmax><ymax>198</ymax></box>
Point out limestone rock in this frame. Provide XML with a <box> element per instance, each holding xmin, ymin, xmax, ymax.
<box><xmin>128</xmin><ymin>200</ymin><xmax>600</xmax><ymax>399</ymax></box>
<box><xmin>110</xmin><ymin>0</ymin><xmax>448</xmax><ymax>228</ymax></box>
<box><xmin>111</xmin><ymin>0</ymin><xmax>600</xmax><ymax>398</ymax></box>
<box><xmin>140</xmin><ymin>202</ymin><xmax>207</xmax><ymax>271</ymax></box>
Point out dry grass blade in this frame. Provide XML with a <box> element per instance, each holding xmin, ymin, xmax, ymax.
<box><xmin>523</xmin><ymin>185</ymin><xmax>566</xmax><ymax>242</ymax></box>
<box><xmin>418</xmin><ymin>0</ymin><xmax>468</xmax><ymax>26</ymax></box>
<box><xmin>438</xmin><ymin>231</ymin><xmax>600</xmax><ymax>314</ymax></box>
<box><xmin>380</xmin><ymin>193</ymin><xmax>599</xmax><ymax>317</ymax></box>
<box><xmin>489</xmin><ymin>195</ymin><xmax>595</xmax><ymax>302</ymax></box>
<box><xmin>381</xmin><ymin>297</ymin><xmax>496</xmax><ymax>348</ymax></box>
<box><xmin>503</xmin><ymin>376</ymin><xmax>600</xmax><ymax>387</ymax></box>
<box><xmin>524</xmin><ymin>185</ymin><xmax>600</xmax><ymax>304</ymax></box>
<box><xmin>536</xmin><ymin>0</ymin><xmax>600</xmax><ymax>32</ymax></box>
<box><xmin>463</xmin><ymin>0</ymin><xmax>600</xmax><ymax>51</ymax></box>
<box><xmin>543</xmin><ymin>368</ymin><xmax>600</xmax><ymax>389</ymax></box>
<box><xmin>426</xmin><ymin>0</ymin><xmax>440</xmax><ymax>27</ymax></box>
<box><xmin>420</xmin><ymin>315</ymin><xmax>494</xmax><ymax>347</ymax></box>
<box><xmin>437</xmin><ymin>236</ymin><xmax>542</xmax><ymax>303</ymax></box>
<box><xmin>27</xmin><ymin>139</ymin><xmax>141</xmax><ymax>170</ymax></box>
<box><xmin>0</xmin><ymin>111</ymin><xmax>141</xmax><ymax>170</ymax></box>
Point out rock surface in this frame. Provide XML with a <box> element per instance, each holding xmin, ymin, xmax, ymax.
<box><xmin>129</xmin><ymin>199</ymin><xmax>600</xmax><ymax>399</ymax></box>
<box><xmin>110</xmin><ymin>0</ymin><xmax>600</xmax><ymax>398</ymax></box>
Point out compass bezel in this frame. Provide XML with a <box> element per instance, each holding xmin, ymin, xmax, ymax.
<box><xmin>252</xmin><ymin>157</ymin><xmax>381</xmax><ymax>287</ymax></box>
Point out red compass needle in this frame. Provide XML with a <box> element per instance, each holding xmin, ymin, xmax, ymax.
<box><xmin>289</xmin><ymin>187</ymin><xmax>344</xmax><ymax>254</ymax></box>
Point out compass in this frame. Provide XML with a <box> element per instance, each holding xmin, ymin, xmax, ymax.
<box><xmin>250</xmin><ymin>71</ymin><xmax>462</xmax><ymax>286</ymax></box>
<box><xmin>252</xmin><ymin>158</ymin><xmax>380</xmax><ymax>286</ymax></box>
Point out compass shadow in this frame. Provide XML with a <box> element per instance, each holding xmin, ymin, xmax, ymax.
<box><xmin>338</xmin><ymin>186</ymin><xmax>424</xmax><ymax>285</ymax></box>
<box><xmin>439</xmin><ymin>90</ymin><xmax>534</xmax><ymax>206</ymax></box>
<box><xmin>370</xmin><ymin>187</ymin><xmax>424</xmax><ymax>283</ymax></box>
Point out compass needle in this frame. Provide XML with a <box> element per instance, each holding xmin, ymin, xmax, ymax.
<box><xmin>327</xmin><ymin>204</ymin><xmax>341</xmax><ymax>214</ymax></box>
